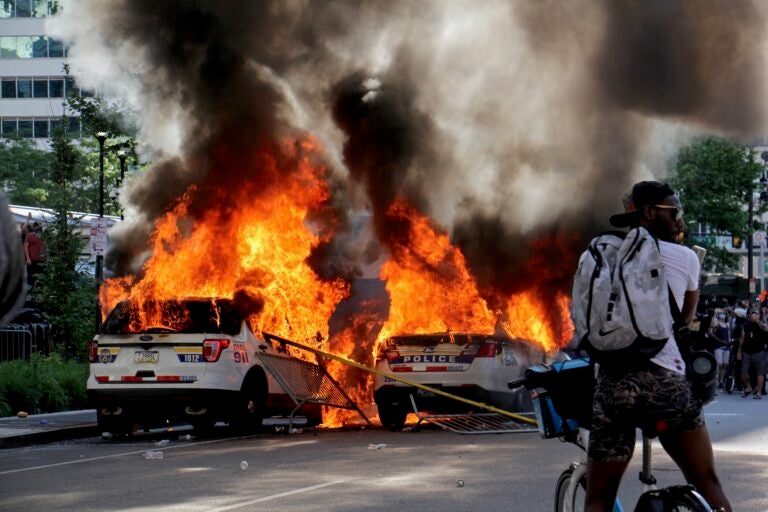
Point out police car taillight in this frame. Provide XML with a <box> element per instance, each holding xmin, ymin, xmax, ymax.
<box><xmin>475</xmin><ymin>341</ymin><xmax>498</xmax><ymax>358</ymax></box>
<box><xmin>385</xmin><ymin>350</ymin><xmax>400</xmax><ymax>362</ymax></box>
<box><xmin>88</xmin><ymin>338</ymin><xmax>99</xmax><ymax>362</ymax></box>
<box><xmin>203</xmin><ymin>339</ymin><xmax>231</xmax><ymax>362</ymax></box>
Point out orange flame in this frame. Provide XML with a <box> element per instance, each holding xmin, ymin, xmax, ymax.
<box><xmin>101</xmin><ymin>138</ymin><xmax>575</xmax><ymax>429</ymax></box>
<box><xmin>101</xmin><ymin>136</ymin><xmax>349</xmax><ymax>345</ymax></box>
<box><xmin>373</xmin><ymin>198</ymin><xmax>572</xmax><ymax>354</ymax></box>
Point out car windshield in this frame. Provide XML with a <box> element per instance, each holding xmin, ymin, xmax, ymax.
<box><xmin>100</xmin><ymin>298</ymin><xmax>242</xmax><ymax>335</ymax></box>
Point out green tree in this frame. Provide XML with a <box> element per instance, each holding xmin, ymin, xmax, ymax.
<box><xmin>669</xmin><ymin>136</ymin><xmax>766</xmax><ymax>272</ymax></box>
<box><xmin>0</xmin><ymin>137</ymin><xmax>52</xmax><ymax>205</ymax></box>
<box><xmin>37</xmin><ymin>125</ymin><xmax>98</xmax><ymax>359</ymax></box>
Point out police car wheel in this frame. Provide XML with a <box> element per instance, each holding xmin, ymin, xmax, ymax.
<box><xmin>378</xmin><ymin>403</ymin><xmax>408</xmax><ymax>431</ymax></box>
<box><xmin>97</xmin><ymin>409</ymin><xmax>133</xmax><ymax>437</ymax></box>
<box><xmin>233</xmin><ymin>377</ymin><xmax>266</xmax><ymax>433</ymax></box>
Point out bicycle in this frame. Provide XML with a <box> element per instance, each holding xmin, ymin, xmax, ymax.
<box><xmin>509</xmin><ymin>358</ymin><xmax>720</xmax><ymax>512</ymax></box>
<box><xmin>721</xmin><ymin>345</ymin><xmax>738</xmax><ymax>395</ymax></box>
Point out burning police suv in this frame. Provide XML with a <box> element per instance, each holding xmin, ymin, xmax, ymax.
<box><xmin>373</xmin><ymin>332</ymin><xmax>546</xmax><ymax>430</ymax></box>
<box><xmin>87</xmin><ymin>297</ymin><xmax>321</xmax><ymax>435</ymax></box>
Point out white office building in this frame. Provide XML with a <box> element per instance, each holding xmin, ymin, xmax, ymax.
<box><xmin>0</xmin><ymin>0</ymin><xmax>81</xmax><ymax>143</ymax></box>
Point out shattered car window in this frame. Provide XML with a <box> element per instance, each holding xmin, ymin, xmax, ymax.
<box><xmin>101</xmin><ymin>299</ymin><xmax>242</xmax><ymax>335</ymax></box>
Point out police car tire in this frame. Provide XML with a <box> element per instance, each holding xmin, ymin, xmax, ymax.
<box><xmin>233</xmin><ymin>375</ymin><xmax>267</xmax><ymax>433</ymax></box>
<box><xmin>97</xmin><ymin>410</ymin><xmax>133</xmax><ymax>437</ymax></box>
<box><xmin>378</xmin><ymin>403</ymin><xmax>407</xmax><ymax>431</ymax></box>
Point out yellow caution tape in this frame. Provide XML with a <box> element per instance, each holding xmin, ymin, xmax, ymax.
<box><xmin>263</xmin><ymin>333</ymin><xmax>537</xmax><ymax>426</ymax></box>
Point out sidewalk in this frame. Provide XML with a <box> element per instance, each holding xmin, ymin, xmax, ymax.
<box><xmin>0</xmin><ymin>410</ymin><xmax>99</xmax><ymax>449</ymax></box>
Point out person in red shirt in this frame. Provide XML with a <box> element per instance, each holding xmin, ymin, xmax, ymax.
<box><xmin>23</xmin><ymin>222</ymin><xmax>46</xmax><ymax>287</ymax></box>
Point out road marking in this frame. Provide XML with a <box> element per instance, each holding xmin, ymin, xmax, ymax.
<box><xmin>0</xmin><ymin>436</ymin><xmax>252</xmax><ymax>476</ymax></box>
<box><xmin>206</xmin><ymin>480</ymin><xmax>352</xmax><ymax>511</ymax></box>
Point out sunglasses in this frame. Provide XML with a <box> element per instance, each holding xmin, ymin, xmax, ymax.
<box><xmin>653</xmin><ymin>204</ymin><xmax>684</xmax><ymax>221</ymax></box>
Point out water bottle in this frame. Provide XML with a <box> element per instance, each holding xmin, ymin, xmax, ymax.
<box><xmin>143</xmin><ymin>451</ymin><xmax>164</xmax><ymax>460</ymax></box>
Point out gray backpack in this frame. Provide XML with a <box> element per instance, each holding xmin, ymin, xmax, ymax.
<box><xmin>571</xmin><ymin>227</ymin><xmax>673</xmax><ymax>367</ymax></box>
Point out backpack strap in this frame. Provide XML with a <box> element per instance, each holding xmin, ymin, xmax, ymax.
<box><xmin>668</xmin><ymin>286</ymin><xmax>692</xmax><ymax>360</ymax></box>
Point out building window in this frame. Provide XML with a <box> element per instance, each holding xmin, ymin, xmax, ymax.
<box><xmin>33</xmin><ymin>78</ymin><xmax>47</xmax><ymax>98</ymax></box>
<box><xmin>33</xmin><ymin>0</ymin><xmax>55</xmax><ymax>16</ymax></box>
<box><xmin>17</xmin><ymin>78</ymin><xmax>32</xmax><ymax>98</ymax></box>
<box><xmin>18</xmin><ymin>118</ymin><xmax>33</xmax><ymax>138</ymax></box>
<box><xmin>1</xmin><ymin>78</ymin><xmax>15</xmax><ymax>98</ymax></box>
<box><xmin>0</xmin><ymin>0</ymin><xmax>57</xmax><ymax>17</ymax></box>
<box><xmin>48</xmin><ymin>38</ymin><xmax>63</xmax><ymax>58</ymax></box>
<box><xmin>0</xmin><ymin>37</ymin><xmax>17</xmax><ymax>58</ymax></box>
<box><xmin>0</xmin><ymin>36</ymin><xmax>66</xmax><ymax>58</ymax></box>
<box><xmin>0</xmin><ymin>1</ymin><xmax>13</xmax><ymax>17</ymax></box>
<box><xmin>0</xmin><ymin>116</ymin><xmax>74</xmax><ymax>138</ymax></box>
<box><xmin>65</xmin><ymin>77</ymin><xmax>77</xmax><ymax>96</ymax></box>
<box><xmin>15</xmin><ymin>0</ymin><xmax>30</xmax><ymax>17</ymax></box>
<box><xmin>49</xmin><ymin>78</ymin><xmax>63</xmax><ymax>97</ymax></box>
<box><xmin>31</xmin><ymin>36</ymin><xmax>47</xmax><ymax>57</ymax></box>
<box><xmin>66</xmin><ymin>116</ymin><xmax>79</xmax><ymax>136</ymax></box>
<box><xmin>1</xmin><ymin>118</ymin><xmax>17</xmax><ymax>137</ymax></box>
<box><xmin>33</xmin><ymin>118</ymin><xmax>48</xmax><ymax>138</ymax></box>
<box><xmin>0</xmin><ymin>37</ymin><xmax>35</xmax><ymax>59</ymax></box>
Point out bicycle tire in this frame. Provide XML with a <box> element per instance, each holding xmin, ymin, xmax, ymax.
<box><xmin>554</xmin><ymin>467</ymin><xmax>586</xmax><ymax>512</ymax></box>
<box><xmin>724</xmin><ymin>374</ymin><xmax>735</xmax><ymax>394</ymax></box>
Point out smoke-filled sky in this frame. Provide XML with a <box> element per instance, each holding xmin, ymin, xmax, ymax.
<box><xmin>48</xmin><ymin>0</ymin><xmax>768</xmax><ymax>288</ymax></box>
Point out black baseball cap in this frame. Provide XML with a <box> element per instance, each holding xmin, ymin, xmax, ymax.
<box><xmin>609</xmin><ymin>181</ymin><xmax>676</xmax><ymax>228</ymax></box>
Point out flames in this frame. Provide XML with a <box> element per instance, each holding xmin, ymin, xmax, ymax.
<box><xmin>101</xmin><ymin>137</ymin><xmax>349</xmax><ymax>345</ymax></box>
<box><xmin>375</xmin><ymin>198</ymin><xmax>570</xmax><ymax>355</ymax></box>
<box><xmin>102</xmin><ymin>136</ymin><xmax>574</xmax><ymax>428</ymax></box>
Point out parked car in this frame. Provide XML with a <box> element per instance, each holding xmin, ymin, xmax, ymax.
<box><xmin>373</xmin><ymin>332</ymin><xmax>547</xmax><ymax>430</ymax></box>
<box><xmin>87</xmin><ymin>297</ymin><xmax>321</xmax><ymax>435</ymax></box>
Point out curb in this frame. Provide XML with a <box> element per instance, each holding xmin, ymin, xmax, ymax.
<box><xmin>0</xmin><ymin>424</ymin><xmax>100</xmax><ymax>449</ymax></box>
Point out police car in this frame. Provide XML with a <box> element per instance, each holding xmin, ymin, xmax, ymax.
<box><xmin>87</xmin><ymin>297</ymin><xmax>321</xmax><ymax>435</ymax></box>
<box><xmin>373</xmin><ymin>332</ymin><xmax>546</xmax><ymax>430</ymax></box>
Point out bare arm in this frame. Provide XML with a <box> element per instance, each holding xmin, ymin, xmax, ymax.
<box><xmin>23</xmin><ymin>238</ymin><xmax>31</xmax><ymax>264</ymax></box>
<box><xmin>682</xmin><ymin>289</ymin><xmax>699</xmax><ymax>325</ymax></box>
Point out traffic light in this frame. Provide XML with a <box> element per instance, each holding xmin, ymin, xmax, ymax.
<box><xmin>732</xmin><ymin>235</ymin><xmax>743</xmax><ymax>249</ymax></box>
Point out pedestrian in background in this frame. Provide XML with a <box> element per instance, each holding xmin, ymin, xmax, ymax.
<box><xmin>23</xmin><ymin>221</ymin><xmax>46</xmax><ymax>287</ymax></box>
<box><xmin>737</xmin><ymin>310</ymin><xmax>767</xmax><ymax>399</ymax></box>
<box><xmin>708</xmin><ymin>307</ymin><xmax>732</xmax><ymax>390</ymax></box>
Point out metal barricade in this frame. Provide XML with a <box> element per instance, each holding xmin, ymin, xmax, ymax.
<box><xmin>0</xmin><ymin>309</ymin><xmax>51</xmax><ymax>361</ymax></box>
<box><xmin>257</xmin><ymin>334</ymin><xmax>371</xmax><ymax>431</ymax></box>
<box><xmin>0</xmin><ymin>327</ymin><xmax>33</xmax><ymax>361</ymax></box>
<box><xmin>409</xmin><ymin>396</ymin><xmax>538</xmax><ymax>434</ymax></box>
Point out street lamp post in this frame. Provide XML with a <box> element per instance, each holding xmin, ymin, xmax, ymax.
<box><xmin>95</xmin><ymin>131</ymin><xmax>107</xmax><ymax>332</ymax></box>
<box><xmin>95</xmin><ymin>132</ymin><xmax>107</xmax><ymax>288</ymax></box>
<box><xmin>116</xmin><ymin>149</ymin><xmax>126</xmax><ymax>221</ymax></box>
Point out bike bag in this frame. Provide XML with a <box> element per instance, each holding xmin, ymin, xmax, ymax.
<box><xmin>525</xmin><ymin>357</ymin><xmax>595</xmax><ymax>438</ymax></box>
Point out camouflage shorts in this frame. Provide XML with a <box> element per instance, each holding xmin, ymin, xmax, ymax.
<box><xmin>587</xmin><ymin>364</ymin><xmax>704</xmax><ymax>462</ymax></box>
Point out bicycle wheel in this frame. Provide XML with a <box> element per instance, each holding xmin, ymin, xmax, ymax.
<box><xmin>724</xmin><ymin>373</ymin><xmax>735</xmax><ymax>394</ymax></box>
<box><xmin>554</xmin><ymin>467</ymin><xmax>586</xmax><ymax>512</ymax></box>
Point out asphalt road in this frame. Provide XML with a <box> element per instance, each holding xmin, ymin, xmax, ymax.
<box><xmin>0</xmin><ymin>392</ymin><xmax>766</xmax><ymax>512</ymax></box>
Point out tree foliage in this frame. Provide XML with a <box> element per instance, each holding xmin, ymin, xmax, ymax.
<box><xmin>669</xmin><ymin>136</ymin><xmax>766</xmax><ymax>273</ymax></box>
<box><xmin>36</xmin><ymin>125</ymin><xmax>98</xmax><ymax>359</ymax></box>
<box><xmin>0</xmin><ymin>137</ymin><xmax>52</xmax><ymax>205</ymax></box>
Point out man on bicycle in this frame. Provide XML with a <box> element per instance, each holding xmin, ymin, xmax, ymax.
<box><xmin>584</xmin><ymin>181</ymin><xmax>731</xmax><ymax>511</ymax></box>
